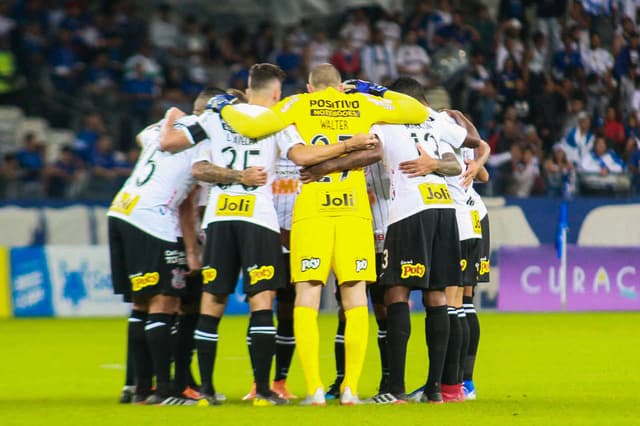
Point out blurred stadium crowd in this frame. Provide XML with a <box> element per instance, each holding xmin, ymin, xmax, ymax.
<box><xmin>0</xmin><ymin>0</ymin><xmax>639</xmax><ymax>201</ymax></box>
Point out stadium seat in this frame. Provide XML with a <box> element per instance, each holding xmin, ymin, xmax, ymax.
<box><xmin>19</xmin><ymin>117</ymin><xmax>49</xmax><ymax>146</ymax></box>
<box><xmin>488</xmin><ymin>206</ymin><xmax>539</xmax><ymax>249</ymax></box>
<box><xmin>47</xmin><ymin>129</ymin><xmax>75</xmax><ymax>161</ymax></box>
<box><xmin>0</xmin><ymin>206</ymin><xmax>40</xmax><ymax>246</ymax></box>
<box><xmin>0</xmin><ymin>106</ymin><xmax>24</xmax><ymax>155</ymax></box>
<box><xmin>43</xmin><ymin>206</ymin><xmax>92</xmax><ymax>245</ymax></box>
<box><xmin>93</xmin><ymin>206</ymin><xmax>109</xmax><ymax>245</ymax></box>
<box><xmin>577</xmin><ymin>204</ymin><xmax>640</xmax><ymax>246</ymax></box>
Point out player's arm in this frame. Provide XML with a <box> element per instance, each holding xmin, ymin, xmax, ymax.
<box><xmin>344</xmin><ymin>80</ymin><xmax>428</xmax><ymax>124</ymax></box>
<box><xmin>212</xmin><ymin>94</ymin><xmax>293</xmax><ymax>138</ymax></box>
<box><xmin>476</xmin><ymin>166</ymin><xmax>490</xmax><ymax>182</ymax></box>
<box><xmin>287</xmin><ymin>132</ymin><xmax>379</xmax><ymax>167</ymax></box>
<box><xmin>178</xmin><ymin>188</ymin><xmax>201</xmax><ymax>273</ymax></box>
<box><xmin>298</xmin><ymin>140</ymin><xmax>383</xmax><ymax>183</ymax></box>
<box><xmin>398</xmin><ymin>147</ymin><xmax>462</xmax><ymax>178</ymax></box>
<box><xmin>159</xmin><ymin>107</ymin><xmax>196</xmax><ymax>153</ymax></box>
<box><xmin>192</xmin><ymin>160</ymin><xmax>267</xmax><ymax>186</ymax></box>
<box><xmin>445</xmin><ymin>109</ymin><xmax>491</xmax><ymax>187</ymax></box>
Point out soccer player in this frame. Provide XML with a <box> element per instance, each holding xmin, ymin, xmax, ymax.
<box><xmin>401</xmin><ymin>106</ymin><xmax>490</xmax><ymax>403</ymax></box>
<box><xmin>108</xmin><ymin>111</ymin><xmax>203</xmax><ymax>405</ymax></box>
<box><xmin>210</xmin><ymin>63</ymin><xmax>428</xmax><ymax>405</ymax></box>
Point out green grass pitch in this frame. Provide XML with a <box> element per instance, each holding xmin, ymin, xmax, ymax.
<box><xmin>1</xmin><ymin>312</ymin><xmax>639</xmax><ymax>425</ymax></box>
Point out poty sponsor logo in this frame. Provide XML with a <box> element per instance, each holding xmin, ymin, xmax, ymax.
<box><xmin>301</xmin><ymin>258</ymin><xmax>320</xmax><ymax>272</ymax></box>
<box><xmin>202</xmin><ymin>267</ymin><xmax>218</xmax><ymax>284</ymax></box>
<box><xmin>478</xmin><ymin>259</ymin><xmax>490</xmax><ymax>275</ymax></box>
<box><xmin>355</xmin><ymin>259</ymin><xmax>368</xmax><ymax>273</ymax></box>
<box><xmin>248</xmin><ymin>265</ymin><xmax>275</xmax><ymax>285</ymax></box>
<box><xmin>400</xmin><ymin>262</ymin><xmax>426</xmax><ymax>279</ymax></box>
<box><xmin>131</xmin><ymin>272</ymin><xmax>160</xmax><ymax>292</ymax></box>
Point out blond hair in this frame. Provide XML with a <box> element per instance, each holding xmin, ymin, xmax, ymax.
<box><xmin>309</xmin><ymin>63</ymin><xmax>341</xmax><ymax>90</ymax></box>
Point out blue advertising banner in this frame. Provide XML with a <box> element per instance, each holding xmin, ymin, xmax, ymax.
<box><xmin>11</xmin><ymin>247</ymin><xmax>53</xmax><ymax>317</ymax></box>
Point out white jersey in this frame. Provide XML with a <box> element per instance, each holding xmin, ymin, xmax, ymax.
<box><xmin>272</xmin><ymin>156</ymin><xmax>300</xmax><ymax>232</ymax></box>
<box><xmin>366</xmin><ymin>161</ymin><xmax>390</xmax><ymax>253</ymax></box>
<box><xmin>183</xmin><ymin>104</ymin><xmax>302</xmax><ymax>233</ymax></box>
<box><xmin>107</xmin><ymin>120</ymin><xmax>198</xmax><ymax>242</ymax></box>
<box><xmin>426</xmin><ymin>108</ymin><xmax>482</xmax><ymax>241</ymax></box>
<box><xmin>372</xmin><ymin>122</ymin><xmax>455</xmax><ymax>227</ymax></box>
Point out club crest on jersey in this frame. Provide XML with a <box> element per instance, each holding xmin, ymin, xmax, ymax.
<box><xmin>171</xmin><ymin>268</ymin><xmax>186</xmax><ymax>289</ymax></box>
<box><xmin>130</xmin><ymin>272</ymin><xmax>159</xmax><ymax>291</ymax></box>
<box><xmin>216</xmin><ymin>194</ymin><xmax>256</xmax><ymax>217</ymax></box>
<box><xmin>202</xmin><ymin>267</ymin><xmax>218</xmax><ymax>284</ymax></box>
<box><xmin>248</xmin><ymin>265</ymin><xmax>275</xmax><ymax>285</ymax></box>
<box><xmin>319</xmin><ymin>190</ymin><xmax>355</xmax><ymax>211</ymax></box>
<box><xmin>301</xmin><ymin>257</ymin><xmax>320</xmax><ymax>272</ymax></box>
<box><xmin>460</xmin><ymin>259</ymin><xmax>468</xmax><ymax>272</ymax></box>
<box><xmin>355</xmin><ymin>259</ymin><xmax>368</xmax><ymax>273</ymax></box>
<box><xmin>400</xmin><ymin>262</ymin><xmax>426</xmax><ymax>279</ymax></box>
<box><xmin>478</xmin><ymin>259</ymin><xmax>490</xmax><ymax>275</ymax></box>
<box><xmin>418</xmin><ymin>183</ymin><xmax>453</xmax><ymax>205</ymax></box>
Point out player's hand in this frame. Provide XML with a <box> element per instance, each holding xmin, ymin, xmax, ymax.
<box><xmin>206</xmin><ymin>93</ymin><xmax>237</xmax><ymax>113</ymax></box>
<box><xmin>342</xmin><ymin>79</ymin><xmax>388</xmax><ymax>97</ymax></box>
<box><xmin>185</xmin><ymin>251</ymin><xmax>202</xmax><ymax>275</ymax></box>
<box><xmin>239</xmin><ymin>166</ymin><xmax>267</xmax><ymax>186</ymax></box>
<box><xmin>461</xmin><ymin>159</ymin><xmax>481</xmax><ymax>189</ymax></box>
<box><xmin>346</xmin><ymin>133</ymin><xmax>379</xmax><ymax>152</ymax></box>
<box><xmin>165</xmin><ymin>106</ymin><xmax>186</xmax><ymax>120</ymax></box>
<box><xmin>399</xmin><ymin>144</ymin><xmax>438</xmax><ymax>177</ymax></box>
<box><xmin>299</xmin><ymin>164</ymin><xmax>330</xmax><ymax>184</ymax></box>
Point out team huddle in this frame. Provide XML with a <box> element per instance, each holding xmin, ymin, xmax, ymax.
<box><xmin>108</xmin><ymin>62</ymin><xmax>491</xmax><ymax>406</ymax></box>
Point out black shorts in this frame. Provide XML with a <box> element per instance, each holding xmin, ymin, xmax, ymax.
<box><xmin>182</xmin><ymin>271</ymin><xmax>203</xmax><ymax>307</ymax></box>
<box><xmin>276</xmin><ymin>253</ymin><xmax>295</xmax><ymax>304</ymax></box>
<box><xmin>108</xmin><ymin>217</ymin><xmax>189</xmax><ymax>303</ymax></box>
<box><xmin>477</xmin><ymin>215</ymin><xmax>491</xmax><ymax>283</ymax></box>
<box><xmin>380</xmin><ymin>209</ymin><xmax>461</xmax><ymax>291</ymax></box>
<box><xmin>201</xmin><ymin>221</ymin><xmax>285</xmax><ymax>297</ymax></box>
<box><xmin>460</xmin><ymin>238</ymin><xmax>481</xmax><ymax>287</ymax></box>
<box><xmin>334</xmin><ymin>253</ymin><xmax>385</xmax><ymax>305</ymax></box>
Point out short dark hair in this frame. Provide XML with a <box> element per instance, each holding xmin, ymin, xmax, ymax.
<box><xmin>389</xmin><ymin>77</ymin><xmax>428</xmax><ymax>104</ymax></box>
<box><xmin>249</xmin><ymin>63</ymin><xmax>286</xmax><ymax>91</ymax></box>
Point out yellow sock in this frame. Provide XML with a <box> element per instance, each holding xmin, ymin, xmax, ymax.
<box><xmin>341</xmin><ymin>306</ymin><xmax>369</xmax><ymax>394</ymax></box>
<box><xmin>294</xmin><ymin>306</ymin><xmax>323</xmax><ymax>396</ymax></box>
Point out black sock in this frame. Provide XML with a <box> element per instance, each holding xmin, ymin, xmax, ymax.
<box><xmin>424</xmin><ymin>305</ymin><xmax>449</xmax><ymax>395</ymax></box>
<box><xmin>274</xmin><ymin>319</ymin><xmax>295</xmax><ymax>381</ymax></box>
<box><xmin>376</xmin><ymin>318</ymin><xmax>389</xmax><ymax>380</ymax></box>
<box><xmin>334</xmin><ymin>320</ymin><xmax>346</xmax><ymax>383</ymax></box>
<box><xmin>145</xmin><ymin>313</ymin><xmax>174</xmax><ymax>397</ymax></box>
<box><xmin>195</xmin><ymin>314</ymin><xmax>220</xmax><ymax>395</ymax></box>
<box><xmin>124</xmin><ymin>311</ymin><xmax>138</xmax><ymax>387</ymax></box>
<box><xmin>442</xmin><ymin>306</ymin><xmax>461</xmax><ymax>385</ymax></box>
<box><xmin>173</xmin><ymin>313</ymin><xmax>198</xmax><ymax>392</ymax></box>
<box><xmin>457</xmin><ymin>308</ymin><xmax>470</xmax><ymax>384</ymax></box>
<box><xmin>248</xmin><ymin>310</ymin><xmax>276</xmax><ymax>396</ymax></box>
<box><xmin>129</xmin><ymin>310</ymin><xmax>152</xmax><ymax>395</ymax></box>
<box><xmin>386</xmin><ymin>302</ymin><xmax>410</xmax><ymax>395</ymax></box>
<box><xmin>463</xmin><ymin>296</ymin><xmax>480</xmax><ymax>381</ymax></box>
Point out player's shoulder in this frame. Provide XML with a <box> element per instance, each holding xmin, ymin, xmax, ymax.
<box><xmin>275</xmin><ymin>94</ymin><xmax>304</xmax><ymax>115</ymax></box>
<box><xmin>233</xmin><ymin>103</ymin><xmax>270</xmax><ymax>116</ymax></box>
<box><xmin>355</xmin><ymin>92</ymin><xmax>394</xmax><ymax>109</ymax></box>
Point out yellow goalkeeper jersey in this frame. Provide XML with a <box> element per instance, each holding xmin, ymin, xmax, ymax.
<box><xmin>221</xmin><ymin>87</ymin><xmax>427</xmax><ymax>222</ymax></box>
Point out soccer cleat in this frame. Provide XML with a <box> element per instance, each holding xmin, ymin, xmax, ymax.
<box><xmin>144</xmin><ymin>394</ymin><xmax>198</xmax><ymax>406</ymax></box>
<box><xmin>181</xmin><ymin>386</ymin><xmax>202</xmax><ymax>400</ymax></box>
<box><xmin>407</xmin><ymin>385</ymin><xmax>425</xmax><ymax>402</ymax></box>
<box><xmin>242</xmin><ymin>382</ymin><xmax>257</xmax><ymax>401</ymax></box>
<box><xmin>367</xmin><ymin>392</ymin><xmax>408</xmax><ymax>405</ymax></box>
<box><xmin>420</xmin><ymin>391</ymin><xmax>443</xmax><ymax>404</ymax></box>
<box><xmin>339</xmin><ymin>386</ymin><xmax>362</xmax><ymax>406</ymax></box>
<box><xmin>441</xmin><ymin>384</ymin><xmax>464</xmax><ymax>402</ymax></box>
<box><xmin>300</xmin><ymin>387</ymin><xmax>326</xmax><ymax>406</ymax></box>
<box><xmin>272</xmin><ymin>379</ymin><xmax>298</xmax><ymax>400</ymax></box>
<box><xmin>119</xmin><ymin>385</ymin><xmax>136</xmax><ymax>404</ymax></box>
<box><xmin>253</xmin><ymin>391</ymin><xmax>289</xmax><ymax>406</ymax></box>
<box><xmin>463</xmin><ymin>380</ymin><xmax>476</xmax><ymax>400</ymax></box>
<box><xmin>196</xmin><ymin>393</ymin><xmax>222</xmax><ymax>406</ymax></box>
<box><xmin>325</xmin><ymin>381</ymin><xmax>341</xmax><ymax>400</ymax></box>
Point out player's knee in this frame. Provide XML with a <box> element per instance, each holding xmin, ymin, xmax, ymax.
<box><xmin>423</xmin><ymin>289</ymin><xmax>446</xmax><ymax>307</ymax></box>
<box><xmin>249</xmin><ymin>290</ymin><xmax>275</xmax><ymax>312</ymax></box>
<box><xmin>384</xmin><ymin>285</ymin><xmax>410</xmax><ymax>306</ymax></box>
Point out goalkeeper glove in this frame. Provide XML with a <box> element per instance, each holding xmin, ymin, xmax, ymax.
<box><xmin>206</xmin><ymin>93</ymin><xmax>237</xmax><ymax>113</ymax></box>
<box><xmin>342</xmin><ymin>79</ymin><xmax>388</xmax><ymax>97</ymax></box>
